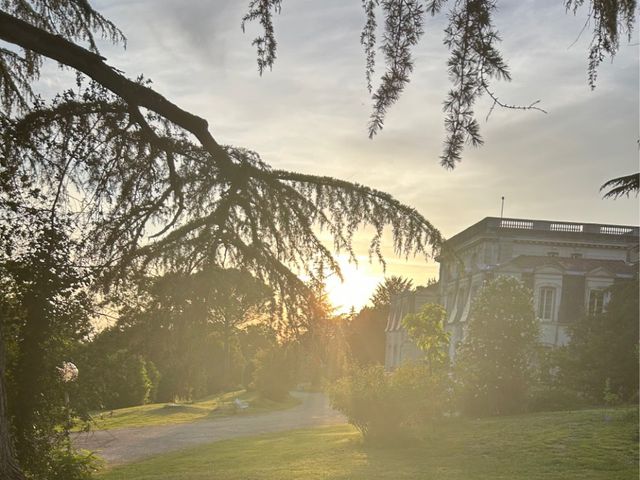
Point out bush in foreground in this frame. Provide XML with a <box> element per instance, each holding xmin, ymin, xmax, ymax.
<box><xmin>329</xmin><ymin>364</ymin><xmax>450</xmax><ymax>442</ymax></box>
<box><xmin>456</xmin><ymin>277</ymin><xmax>539</xmax><ymax>416</ymax></box>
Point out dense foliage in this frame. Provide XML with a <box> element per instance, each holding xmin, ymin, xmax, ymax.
<box><xmin>456</xmin><ymin>276</ymin><xmax>539</xmax><ymax>416</ymax></box>
<box><xmin>402</xmin><ymin>303</ymin><xmax>449</xmax><ymax>371</ymax></box>
<box><xmin>345</xmin><ymin>306</ymin><xmax>387</xmax><ymax>366</ymax></box>
<box><xmin>329</xmin><ymin>364</ymin><xmax>450</xmax><ymax>441</ymax></box>
<box><xmin>554</xmin><ymin>279</ymin><xmax>639</xmax><ymax>403</ymax></box>
<box><xmin>77</xmin><ymin>346</ymin><xmax>158</xmax><ymax>410</ymax></box>
<box><xmin>345</xmin><ymin>276</ymin><xmax>415</xmax><ymax>367</ymax></box>
<box><xmin>0</xmin><ymin>216</ymin><xmax>97</xmax><ymax>479</ymax></box>
<box><xmin>251</xmin><ymin>346</ymin><xmax>295</xmax><ymax>401</ymax></box>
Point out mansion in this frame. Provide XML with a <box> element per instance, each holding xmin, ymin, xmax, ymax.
<box><xmin>385</xmin><ymin>217</ymin><xmax>639</xmax><ymax>370</ymax></box>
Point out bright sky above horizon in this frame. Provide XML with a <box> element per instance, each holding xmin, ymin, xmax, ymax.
<box><xmin>47</xmin><ymin>0</ymin><xmax>639</xmax><ymax>313</ymax></box>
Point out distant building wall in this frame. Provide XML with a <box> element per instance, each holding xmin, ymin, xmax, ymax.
<box><xmin>385</xmin><ymin>217</ymin><xmax>639</xmax><ymax>369</ymax></box>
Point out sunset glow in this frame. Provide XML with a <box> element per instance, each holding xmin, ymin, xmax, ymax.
<box><xmin>324</xmin><ymin>257</ymin><xmax>380</xmax><ymax>314</ymax></box>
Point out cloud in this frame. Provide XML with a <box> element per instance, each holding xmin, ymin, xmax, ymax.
<box><xmin>41</xmin><ymin>1</ymin><xmax>640</xmax><ymax>301</ymax></box>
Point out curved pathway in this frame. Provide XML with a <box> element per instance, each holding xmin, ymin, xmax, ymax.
<box><xmin>73</xmin><ymin>391</ymin><xmax>345</xmax><ymax>465</ymax></box>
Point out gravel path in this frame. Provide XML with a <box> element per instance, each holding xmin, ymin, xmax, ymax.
<box><xmin>73</xmin><ymin>391</ymin><xmax>345</xmax><ymax>465</ymax></box>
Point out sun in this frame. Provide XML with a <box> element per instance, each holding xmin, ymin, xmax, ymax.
<box><xmin>324</xmin><ymin>256</ymin><xmax>382</xmax><ymax>314</ymax></box>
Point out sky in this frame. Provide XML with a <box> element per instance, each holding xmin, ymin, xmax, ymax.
<box><xmin>47</xmin><ymin>0</ymin><xmax>639</xmax><ymax>312</ymax></box>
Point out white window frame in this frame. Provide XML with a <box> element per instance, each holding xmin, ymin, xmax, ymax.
<box><xmin>538</xmin><ymin>287</ymin><xmax>556</xmax><ymax>321</ymax></box>
<box><xmin>588</xmin><ymin>289</ymin><xmax>605</xmax><ymax>316</ymax></box>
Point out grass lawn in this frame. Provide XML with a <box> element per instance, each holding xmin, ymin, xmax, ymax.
<box><xmin>82</xmin><ymin>390</ymin><xmax>300</xmax><ymax>430</ymax></box>
<box><xmin>99</xmin><ymin>407</ymin><xmax>638</xmax><ymax>480</ymax></box>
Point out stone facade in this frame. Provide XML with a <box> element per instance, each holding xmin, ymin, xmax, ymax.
<box><xmin>385</xmin><ymin>217</ymin><xmax>639</xmax><ymax>370</ymax></box>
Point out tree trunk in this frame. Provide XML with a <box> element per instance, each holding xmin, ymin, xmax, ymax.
<box><xmin>223</xmin><ymin>326</ymin><xmax>230</xmax><ymax>388</ymax></box>
<box><xmin>0</xmin><ymin>317</ymin><xmax>25</xmax><ymax>480</ymax></box>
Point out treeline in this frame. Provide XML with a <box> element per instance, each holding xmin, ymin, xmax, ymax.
<box><xmin>68</xmin><ymin>274</ymin><xmax>415</xmax><ymax>413</ymax></box>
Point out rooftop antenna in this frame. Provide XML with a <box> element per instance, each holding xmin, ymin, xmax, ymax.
<box><xmin>500</xmin><ymin>196</ymin><xmax>505</xmax><ymax>220</ymax></box>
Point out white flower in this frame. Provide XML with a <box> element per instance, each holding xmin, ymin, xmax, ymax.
<box><xmin>57</xmin><ymin>361</ymin><xmax>79</xmax><ymax>383</ymax></box>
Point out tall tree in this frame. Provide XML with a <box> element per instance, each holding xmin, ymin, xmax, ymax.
<box><xmin>346</xmin><ymin>276</ymin><xmax>413</xmax><ymax>366</ymax></box>
<box><xmin>0</xmin><ymin>216</ymin><xmax>94</xmax><ymax>479</ymax></box>
<box><xmin>114</xmin><ymin>269</ymin><xmax>269</xmax><ymax>399</ymax></box>
<box><xmin>0</xmin><ymin>4</ymin><xmax>443</xmax><ymax>476</ymax></box>
<box><xmin>178</xmin><ymin>268</ymin><xmax>271</xmax><ymax>388</ymax></box>
<box><xmin>370</xmin><ymin>276</ymin><xmax>414</xmax><ymax>309</ymax></box>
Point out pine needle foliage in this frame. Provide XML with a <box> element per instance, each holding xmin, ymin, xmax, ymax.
<box><xmin>0</xmin><ymin>0</ymin><xmax>124</xmax><ymax>113</ymax></box>
<box><xmin>0</xmin><ymin>0</ymin><xmax>444</xmax><ymax>329</ymax></box>
<box><xmin>600</xmin><ymin>172</ymin><xmax>639</xmax><ymax>199</ymax></box>
<box><xmin>242</xmin><ymin>0</ymin><xmax>636</xmax><ymax>167</ymax></box>
<box><xmin>369</xmin><ymin>275</ymin><xmax>414</xmax><ymax>309</ymax></box>
<box><xmin>241</xmin><ymin>0</ymin><xmax>283</xmax><ymax>75</ymax></box>
<box><xmin>0</xmin><ymin>3</ymin><xmax>442</xmax><ymax>478</ymax></box>
<box><xmin>1</xmin><ymin>82</ymin><xmax>443</xmax><ymax>332</ymax></box>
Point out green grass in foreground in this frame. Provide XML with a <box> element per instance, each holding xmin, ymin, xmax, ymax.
<box><xmin>100</xmin><ymin>407</ymin><xmax>638</xmax><ymax>480</ymax></box>
<box><xmin>83</xmin><ymin>390</ymin><xmax>299</xmax><ymax>430</ymax></box>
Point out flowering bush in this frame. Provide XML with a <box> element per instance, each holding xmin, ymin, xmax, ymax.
<box><xmin>58</xmin><ymin>361</ymin><xmax>79</xmax><ymax>383</ymax></box>
<box><xmin>455</xmin><ymin>277</ymin><xmax>539</xmax><ymax>416</ymax></box>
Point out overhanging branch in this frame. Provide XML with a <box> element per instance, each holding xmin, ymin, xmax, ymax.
<box><xmin>0</xmin><ymin>10</ymin><xmax>233</xmax><ymax>172</ymax></box>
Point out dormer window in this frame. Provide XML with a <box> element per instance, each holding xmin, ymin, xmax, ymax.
<box><xmin>547</xmin><ymin>252</ymin><xmax>559</xmax><ymax>257</ymax></box>
<box><xmin>571</xmin><ymin>253</ymin><xmax>583</xmax><ymax>259</ymax></box>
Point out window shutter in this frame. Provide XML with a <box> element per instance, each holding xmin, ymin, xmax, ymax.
<box><xmin>558</xmin><ymin>275</ymin><xmax>585</xmax><ymax>323</ymax></box>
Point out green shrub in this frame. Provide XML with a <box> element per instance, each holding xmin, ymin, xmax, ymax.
<box><xmin>527</xmin><ymin>385</ymin><xmax>587</xmax><ymax>412</ymax></box>
<box><xmin>101</xmin><ymin>350</ymin><xmax>154</xmax><ymax>409</ymax></box>
<box><xmin>47</xmin><ymin>446</ymin><xmax>103</xmax><ymax>480</ymax></box>
<box><xmin>456</xmin><ymin>277</ymin><xmax>539</xmax><ymax>416</ymax></box>
<box><xmin>555</xmin><ymin>279</ymin><xmax>639</xmax><ymax>403</ymax></box>
<box><xmin>251</xmin><ymin>346</ymin><xmax>294</xmax><ymax>401</ymax></box>
<box><xmin>329</xmin><ymin>364</ymin><xmax>450</xmax><ymax>442</ymax></box>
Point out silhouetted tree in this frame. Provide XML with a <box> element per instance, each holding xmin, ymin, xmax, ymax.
<box><xmin>346</xmin><ymin>276</ymin><xmax>413</xmax><ymax>366</ymax></box>
<box><xmin>113</xmin><ymin>269</ymin><xmax>270</xmax><ymax>399</ymax></box>
<box><xmin>600</xmin><ymin>172</ymin><xmax>640</xmax><ymax>199</ymax></box>
<box><xmin>189</xmin><ymin>268</ymin><xmax>272</xmax><ymax>387</ymax></box>
<box><xmin>346</xmin><ymin>306</ymin><xmax>387</xmax><ymax>366</ymax></box>
<box><xmin>0</xmin><ymin>4</ymin><xmax>444</xmax><ymax>475</ymax></box>
<box><xmin>0</xmin><ymin>216</ymin><xmax>95</xmax><ymax>479</ymax></box>
<box><xmin>296</xmin><ymin>286</ymin><xmax>350</xmax><ymax>386</ymax></box>
<box><xmin>370</xmin><ymin>276</ymin><xmax>414</xmax><ymax>309</ymax></box>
